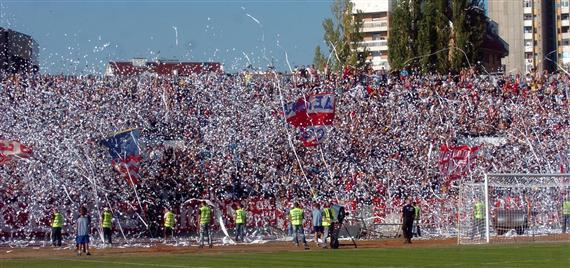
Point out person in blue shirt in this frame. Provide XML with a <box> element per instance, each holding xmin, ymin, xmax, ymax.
<box><xmin>312</xmin><ymin>203</ymin><xmax>323</xmax><ymax>247</ymax></box>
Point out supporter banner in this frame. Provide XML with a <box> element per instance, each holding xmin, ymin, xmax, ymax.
<box><xmin>101</xmin><ymin>129</ymin><xmax>142</xmax><ymax>184</ymax></box>
<box><xmin>298</xmin><ymin>126</ymin><xmax>327</xmax><ymax>147</ymax></box>
<box><xmin>438</xmin><ymin>144</ymin><xmax>480</xmax><ymax>178</ymax></box>
<box><xmin>283</xmin><ymin>93</ymin><xmax>336</xmax><ymax>127</ymax></box>
<box><xmin>0</xmin><ymin>140</ymin><xmax>32</xmax><ymax>164</ymax></box>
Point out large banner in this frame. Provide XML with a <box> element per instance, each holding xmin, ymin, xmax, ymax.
<box><xmin>438</xmin><ymin>144</ymin><xmax>480</xmax><ymax>178</ymax></box>
<box><xmin>283</xmin><ymin>93</ymin><xmax>336</xmax><ymax>146</ymax></box>
<box><xmin>0</xmin><ymin>140</ymin><xmax>32</xmax><ymax>164</ymax></box>
<box><xmin>101</xmin><ymin>129</ymin><xmax>142</xmax><ymax>184</ymax></box>
<box><xmin>283</xmin><ymin>93</ymin><xmax>335</xmax><ymax>127</ymax></box>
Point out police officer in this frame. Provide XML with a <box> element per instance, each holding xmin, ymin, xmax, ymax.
<box><xmin>163</xmin><ymin>208</ymin><xmax>174</xmax><ymax>242</ymax></box>
<box><xmin>102</xmin><ymin>207</ymin><xmax>113</xmax><ymax>245</ymax></box>
<box><xmin>401</xmin><ymin>197</ymin><xmax>415</xmax><ymax>244</ymax></box>
<box><xmin>472</xmin><ymin>198</ymin><xmax>485</xmax><ymax>239</ymax></box>
<box><xmin>321</xmin><ymin>201</ymin><xmax>335</xmax><ymax>248</ymax></box>
<box><xmin>234</xmin><ymin>203</ymin><xmax>246</xmax><ymax>242</ymax></box>
<box><xmin>562</xmin><ymin>196</ymin><xmax>570</xmax><ymax>233</ymax></box>
<box><xmin>199</xmin><ymin>201</ymin><xmax>213</xmax><ymax>248</ymax></box>
<box><xmin>412</xmin><ymin>201</ymin><xmax>421</xmax><ymax>237</ymax></box>
<box><xmin>51</xmin><ymin>208</ymin><xmax>63</xmax><ymax>247</ymax></box>
<box><xmin>289</xmin><ymin>202</ymin><xmax>309</xmax><ymax>249</ymax></box>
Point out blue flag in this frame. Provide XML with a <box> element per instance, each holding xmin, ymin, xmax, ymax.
<box><xmin>101</xmin><ymin>129</ymin><xmax>142</xmax><ymax>184</ymax></box>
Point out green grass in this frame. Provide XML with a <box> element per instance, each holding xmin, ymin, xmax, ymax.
<box><xmin>1</xmin><ymin>243</ymin><xmax>569</xmax><ymax>268</ymax></box>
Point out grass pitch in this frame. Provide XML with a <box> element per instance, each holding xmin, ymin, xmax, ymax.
<box><xmin>1</xmin><ymin>242</ymin><xmax>568</xmax><ymax>268</ymax></box>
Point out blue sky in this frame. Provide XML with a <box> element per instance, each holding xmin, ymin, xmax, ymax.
<box><xmin>2</xmin><ymin>0</ymin><xmax>333</xmax><ymax>74</ymax></box>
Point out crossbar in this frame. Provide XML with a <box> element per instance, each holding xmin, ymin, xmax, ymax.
<box><xmin>486</xmin><ymin>173</ymin><xmax>570</xmax><ymax>178</ymax></box>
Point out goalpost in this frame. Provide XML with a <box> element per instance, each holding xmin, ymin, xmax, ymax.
<box><xmin>458</xmin><ymin>173</ymin><xmax>570</xmax><ymax>244</ymax></box>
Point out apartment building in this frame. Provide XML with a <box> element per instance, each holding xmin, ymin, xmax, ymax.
<box><xmin>352</xmin><ymin>0</ymin><xmax>392</xmax><ymax>70</ymax></box>
<box><xmin>488</xmin><ymin>0</ymin><xmax>559</xmax><ymax>73</ymax></box>
<box><xmin>556</xmin><ymin>0</ymin><xmax>570</xmax><ymax>68</ymax></box>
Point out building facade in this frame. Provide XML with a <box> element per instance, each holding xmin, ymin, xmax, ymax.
<box><xmin>352</xmin><ymin>0</ymin><xmax>393</xmax><ymax>70</ymax></box>
<box><xmin>556</xmin><ymin>0</ymin><xmax>570</xmax><ymax>68</ymax></box>
<box><xmin>488</xmin><ymin>0</ymin><xmax>566</xmax><ymax>74</ymax></box>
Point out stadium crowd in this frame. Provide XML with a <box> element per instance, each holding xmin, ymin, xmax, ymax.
<box><xmin>0</xmin><ymin>65</ymin><xmax>568</xmax><ymax>241</ymax></box>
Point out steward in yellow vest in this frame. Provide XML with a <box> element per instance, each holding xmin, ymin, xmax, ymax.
<box><xmin>199</xmin><ymin>201</ymin><xmax>213</xmax><ymax>248</ymax></box>
<box><xmin>51</xmin><ymin>208</ymin><xmax>63</xmax><ymax>247</ymax></box>
<box><xmin>235</xmin><ymin>203</ymin><xmax>246</xmax><ymax>242</ymax></box>
<box><xmin>163</xmin><ymin>208</ymin><xmax>175</xmax><ymax>242</ymax></box>
<box><xmin>563</xmin><ymin>199</ymin><xmax>570</xmax><ymax>233</ymax></box>
<box><xmin>102</xmin><ymin>207</ymin><xmax>113</xmax><ymax>244</ymax></box>
<box><xmin>321</xmin><ymin>202</ymin><xmax>335</xmax><ymax>248</ymax></box>
<box><xmin>289</xmin><ymin>202</ymin><xmax>308</xmax><ymax>249</ymax></box>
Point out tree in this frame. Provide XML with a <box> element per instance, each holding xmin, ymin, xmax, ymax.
<box><xmin>434</xmin><ymin>0</ymin><xmax>451</xmax><ymax>72</ymax></box>
<box><xmin>450</xmin><ymin>0</ymin><xmax>486</xmax><ymax>71</ymax></box>
<box><xmin>388</xmin><ymin>0</ymin><xmax>486</xmax><ymax>73</ymax></box>
<box><xmin>417</xmin><ymin>0</ymin><xmax>438</xmax><ymax>73</ymax></box>
<box><xmin>313</xmin><ymin>46</ymin><xmax>327</xmax><ymax>71</ymax></box>
<box><xmin>314</xmin><ymin>0</ymin><xmax>369</xmax><ymax>71</ymax></box>
<box><xmin>464</xmin><ymin>2</ymin><xmax>486</xmax><ymax>67</ymax></box>
<box><xmin>388</xmin><ymin>0</ymin><xmax>413</xmax><ymax>70</ymax></box>
<box><xmin>450</xmin><ymin>0</ymin><xmax>468</xmax><ymax>71</ymax></box>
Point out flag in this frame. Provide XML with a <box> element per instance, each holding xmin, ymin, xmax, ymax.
<box><xmin>298</xmin><ymin>126</ymin><xmax>327</xmax><ymax>147</ymax></box>
<box><xmin>439</xmin><ymin>144</ymin><xmax>480</xmax><ymax>178</ymax></box>
<box><xmin>101</xmin><ymin>129</ymin><xmax>142</xmax><ymax>184</ymax></box>
<box><xmin>0</xmin><ymin>140</ymin><xmax>32</xmax><ymax>163</ymax></box>
<box><xmin>283</xmin><ymin>93</ymin><xmax>335</xmax><ymax>147</ymax></box>
<box><xmin>283</xmin><ymin>93</ymin><xmax>336</xmax><ymax>127</ymax></box>
<box><xmin>283</xmin><ymin>98</ymin><xmax>309</xmax><ymax>127</ymax></box>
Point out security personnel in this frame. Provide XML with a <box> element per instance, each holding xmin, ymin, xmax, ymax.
<box><xmin>321</xmin><ymin>201</ymin><xmax>335</xmax><ymax>248</ymax></box>
<box><xmin>413</xmin><ymin>202</ymin><xmax>421</xmax><ymax>237</ymax></box>
<box><xmin>563</xmin><ymin>197</ymin><xmax>570</xmax><ymax>233</ymax></box>
<box><xmin>289</xmin><ymin>202</ymin><xmax>309</xmax><ymax>249</ymax></box>
<box><xmin>401</xmin><ymin>197</ymin><xmax>415</xmax><ymax>244</ymax></box>
<box><xmin>199</xmin><ymin>201</ymin><xmax>213</xmax><ymax>248</ymax></box>
<box><xmin>163</xmin><ymin>208</ymin><xmax>175</xmax><ymax>242</ymax></box>
<box><xmin>472</xmin><ymin>199</ymin><xmax>485</xmax><ymax>239</ymax></box>
<box><xmin>102</xmin><ymin>207</ymin><xmax>113</xmax><ymax>244</ymax></box>
<box><xmin>234</xmin><ymin>203</ymin><xmax>246</xmax><ymax>242</ymax></box>
<box><xmin>51</xmin><ymin>208</ymin><xmax>63</xmax><ymax>247</ymax></box>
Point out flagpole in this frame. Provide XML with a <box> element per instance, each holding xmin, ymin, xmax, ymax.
<box><xmin>270</xmin><ymin>67</ymin><xmax>314</xmax><ymax>200</ymax></box>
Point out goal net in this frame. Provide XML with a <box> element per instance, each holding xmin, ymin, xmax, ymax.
<box><xmin>458</xmin><ymin>173</ymin><xmax>570</xmax><ymax>244</ymax></box>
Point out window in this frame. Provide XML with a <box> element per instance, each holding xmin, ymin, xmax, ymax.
<box><xmin>523</xmin><ymin>0</ymin><xmax>532</xmax><ymax>8</ymax></box>
<box><xmin>524</xmin><ymin>27</ymin><xmax>533</xmax><ymax>33</ymax></box>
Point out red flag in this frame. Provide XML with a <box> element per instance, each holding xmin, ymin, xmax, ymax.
<box><xmin>439</xmin><ymin>144</ymin><xmax>479</xmax><ymax>177</ymax></box>
<box><xmin>0</xmin><ymin>140</ymin><xmax>32</xmax><ymax>163</ymax></box>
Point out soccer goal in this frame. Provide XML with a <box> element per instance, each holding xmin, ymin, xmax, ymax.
<box><xmin>458</xmin><ymin>173</ymin><xmax>570</xmax><ymax>244</ymax></box>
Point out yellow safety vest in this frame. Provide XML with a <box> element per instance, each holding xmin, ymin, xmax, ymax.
<box><xmin>322</xmin><ymin>208</ymin><xmax>332</xmax><ymax>227</ymax></box>
<box><xmin>290</xmin><ymin>208</ymin><xmax>303</xmax><ymax>226</ymax></box>
<box><xmin>200</xmin><ymin>206</ymin><xmax>212</xmax><ymax>225</ymax></box>
<box><xmin>475</xmin><ymin>202</ymin><xmax>485</xmax><ymax>219</ymax></box>
<box><xmin>414</xmin><ymin>205</ymin><xmax>421</xmax><ymax>219</ymax></box>
<box><xmin>235</xmin><ymin>208</ymin><xmax>246</xmax><ymax>224</ymax></box>
<box><xmin>51</xmin><ymin>212</ymin><xmax>63</xmax><ymax>228</ymax></box>
<box><xmin>102</xmin><ymin>211</ymin><xmax>112</xmax><ymax>228</ymax></box>
<box><xmin>563</xmin><ymin>201</ymin><xmax>570</xmax><ymax>215</ymax></box>
<box><xmin>164</xmin><ymin>211</ymin><xmax>174</xmax><ymax>228</ymax></box>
